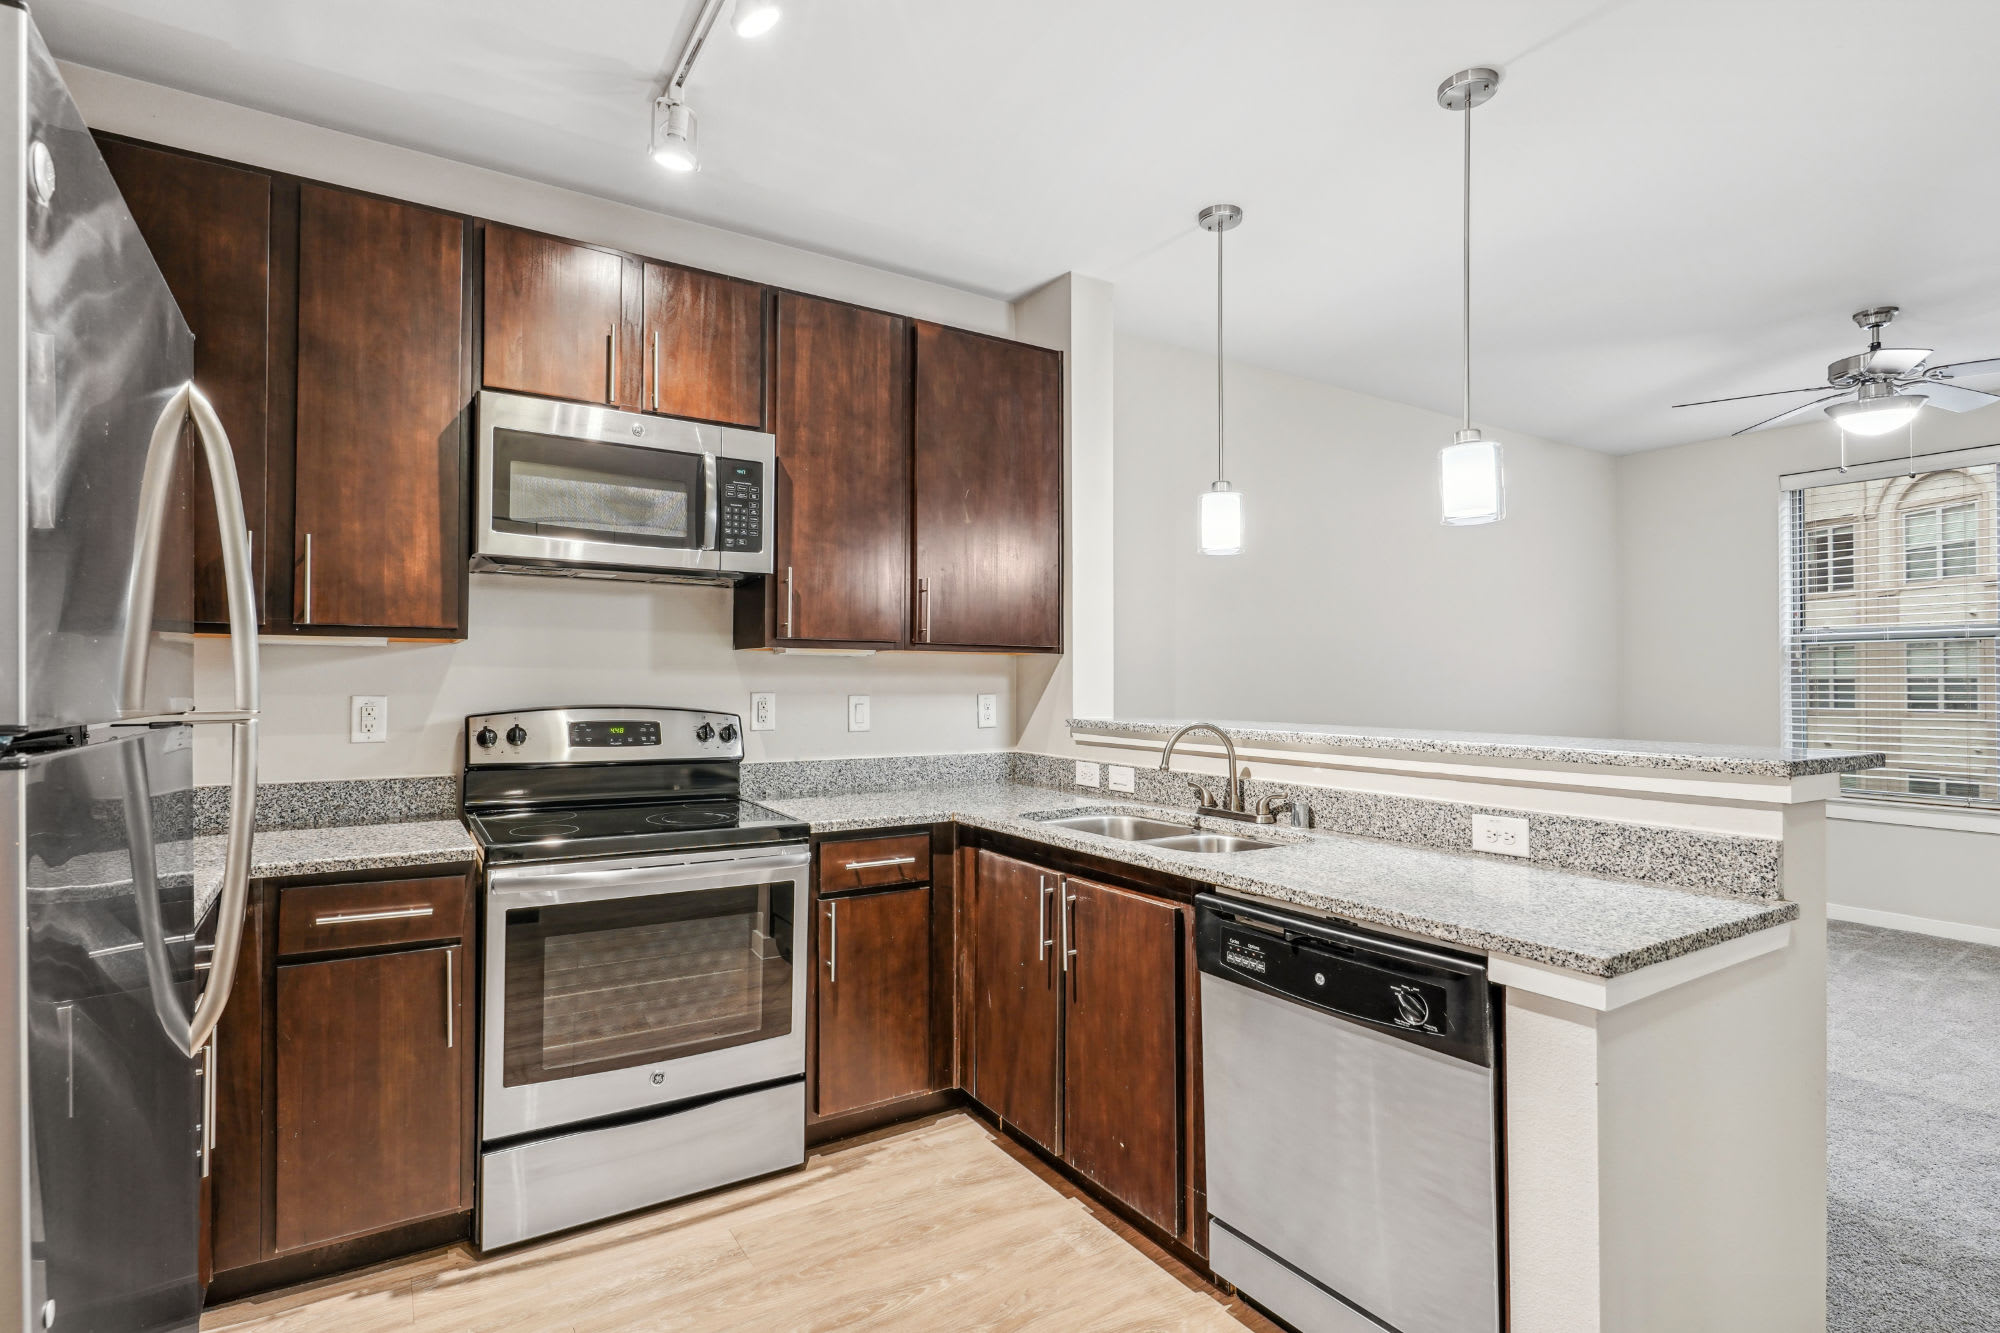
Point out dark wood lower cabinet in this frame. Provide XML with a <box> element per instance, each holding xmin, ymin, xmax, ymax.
<box><xmin>273</xmin><ymin>945</ymin><xmax>465</xmax><ymax>1252</ymax></box>
<box><xmin>815</xmin><ymin>886</ymin><xmax>933</xmax><ymax>1116</ymax></box>
<box><xmin>1059</xmin><ymin>876</ymin><xmax>1184</xmax><ymax>1234</ymax></box>
<box><xmin>969</xmin><ymin>850</ymin><xmax>1062</xmax><ymax>1152</ymax></box>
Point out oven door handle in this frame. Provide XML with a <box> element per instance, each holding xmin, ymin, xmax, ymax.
<box><xmin>486</xmin><ymin>846</ymin><xmax>811</xmax><ymax>908</ymax></box>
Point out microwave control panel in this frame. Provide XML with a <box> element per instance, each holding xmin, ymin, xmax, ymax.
<box><xmin>717</xmin><ymin>460</ymin><xmax>765</xmax><ymax>553</ymax></box>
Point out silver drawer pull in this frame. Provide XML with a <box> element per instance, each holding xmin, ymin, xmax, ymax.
<box><xmin>313</xmin><ymin>906</ymin><xmax>435</xmax><ymax>927</ymax></box>
<box><xmin>842</xmin><ymin>856</ymin><xmax>917</xmax><ymax>870</ymax></box>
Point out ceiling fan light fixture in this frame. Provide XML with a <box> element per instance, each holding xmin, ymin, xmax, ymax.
<box><xmin>650</xmin><ymin>97</ymin><xmax>698</xmax><ymax>172</ymax></box>
<box><xmin>730</xmin><ymin>0</ymin><xmax>783</xmax><ymax>39</ymax></box>
<box><xmin>1440</xmin><ymin>429</ymin><xmax>1504</xmax><ymax>525</ymax></box>
<box><xmin>1828</xmin><ymin>393</ymin><xmax>1925</xmax><ymax>437</ymax></box>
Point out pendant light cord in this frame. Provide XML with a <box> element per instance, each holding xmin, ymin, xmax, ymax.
<box><xmin>1461</xmin><ymin>96</ymin><xmax>1473</xmax><ymax>434</ymax></box>
<box><xmin>1216</xmin><ymin>220</ymin><xmax>1226</xmax><ymax>485</ymax></box>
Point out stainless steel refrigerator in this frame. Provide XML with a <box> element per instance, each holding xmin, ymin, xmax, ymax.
<box><xmin>0</xmin><ymin>7</ymin><xmax>261</xmax><ymax>1331</ymax></box>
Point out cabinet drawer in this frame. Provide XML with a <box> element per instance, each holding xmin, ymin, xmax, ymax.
<box><xmin>278</xmin><ymin>875</ymin><xmax>468</xmax><ymax>956</ymax></box>
<box><xmin>818</xmin><ymin>834</ymin><xmax>930</xmax><ymax>894</ymax></box>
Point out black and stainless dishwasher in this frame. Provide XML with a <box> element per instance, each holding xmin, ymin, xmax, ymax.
<box><xmin>1197</xmin><ymin>893</ymin><xmax>1501</xmax><ymax>1333</ymax></box>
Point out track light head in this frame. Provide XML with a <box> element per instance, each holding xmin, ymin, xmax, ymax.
<box><xmin>731</xmin><ymin>0</ymin><xmax>782</xmax><ymax>38</ymax></box>
<box><xmin>651</xmin><ymin>98</ymin><xmax>698</xmax><ymax>173</ymax></box>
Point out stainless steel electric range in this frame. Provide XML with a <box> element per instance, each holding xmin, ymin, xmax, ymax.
<box><xmin>461</xmin><ymin>706</ymin><xmax>810</xmax><ymax>1250</ymax></box>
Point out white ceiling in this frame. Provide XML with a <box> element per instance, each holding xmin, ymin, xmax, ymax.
<box><xmin>36</xmin><ymin>0</ymin><xmax>2000</xmax><ymax>453</ymax></box>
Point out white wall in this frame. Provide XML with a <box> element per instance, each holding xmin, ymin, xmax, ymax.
<box><xmin>1112</xmin><ymin>334</ymin><xmax>1622</xmax><ymax>735</ymax></box>
<box><xmin>67</xmin><ymin>63</ymin><xmax>1027</xmax><ymax>785</ymax></box>
<box><xmin>1614</xmin><ymin>407</ymin><xmax>2000</xmax><ymax>935</ymax></box>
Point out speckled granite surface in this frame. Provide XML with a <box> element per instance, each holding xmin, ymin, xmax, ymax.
<box><xmin>193</xmin><ymin>776</ymin><xmax>459</xmax><ymax>835</ymax></box>
<box><xmin>1069</xmin><ymin>717</ymin><xmax>1885</xmax><ymax>778</ymax></box>
<box><xmin>742</xmin><ymin>751</ymin><xmax>1013</xmax><ymax>801</ymax></box>
<box><xmin>761</xmin><ymin>782</ymin><xmax>1797</xmax><ymax>978</ymax></box>
<box><xmin>192</xmin><ymin>820</ymin><xmax>476</xmax><ymax>917</ymax></box>
<box><xmin>1012</xmin><ymin>752</ymin><xmax>1784</xmax><ymax>900</ymax></box>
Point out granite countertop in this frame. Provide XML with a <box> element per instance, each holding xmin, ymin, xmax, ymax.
<box><xmin>1068</xmin><ymin>716</ymin><xmax>1885</xmax><ymax>778</ymax></box>
<box><xmin>193</xmin><ymin>819</ymin><xmax>477</xmax><ymax>917</ymax></box>
<box><xmin>764</xmin><ymin>783</ymin><xmax>1797</xmax><ymax>977</ymax></box>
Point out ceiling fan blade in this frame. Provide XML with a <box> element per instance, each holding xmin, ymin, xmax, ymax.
<box><xmin>1862</xmin><ymin>347</ymin><xmax>1931</xmax><ymax>376</ymax></box>
<box><xmin>1671</xmin><ymin>385</ymin><xmax>1833</xmax><ymax>409</ymax></box>
<box><xmin>1911</xmin><ymin>381</ymin><xmax>2000</xmax><ymax>413</ymax></box>
<box><xmin>1733</xmin><ymin>391</ymin><xmax>1853</xmax><ymax>435</ymax></box>
<box><xmin>1926</xmin><ymin>356</ymin><xmax>2000</xmax><ymax>380</ymax></box>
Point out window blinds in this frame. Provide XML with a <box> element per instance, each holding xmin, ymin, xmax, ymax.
<box><xmin>1784</xmin><ymin>460</ymin><xmax>1999</xmax><ymax>807</ymax></box>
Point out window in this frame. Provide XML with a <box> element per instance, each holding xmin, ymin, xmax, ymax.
<box><xmin>1805</xmin><ymin>523</ymin><xmax>1855</xmax><ymax>593</ymax></box>
<box><xmin>1803</xmin><ymin>644</ymin><xmax>1857</xmax><ymax>709</ymax></box>
<box><xmin>1903</xmin><ymin>502</ymin><xmax>1977</xmax><ymax>582</ymax></box>
<box><xmin>1784</xmin><ymin>462</ymin><xmax>2000</xmax><ymax>809</ymax></box>
<box><xmin>1906</xmin><ymin>641</ymin><xmax>1979</xmax><ymax>712</ymax></box>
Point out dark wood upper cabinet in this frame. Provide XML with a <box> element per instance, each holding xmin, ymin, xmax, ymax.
<box><xmin>293</xmin><ymin>185</ymin><xmax>468</xmax><ymax>633</ymax></box>
<box><xmin>642</xmin><ymin>261</ymin><xmax>766</xmax><ymax>427</ymax></box>
<box><xmin>273</xmin><ymin>945</ymin><xmax>465</xmax><ymax>1253</ymax></box>
<box><xmin>766</xmin><ymin>293</ymin><xmax>911</xmax><ymax>645</ymax></box>
<box><xmin>913</xmin><ymin>323</ymin><xmax>1062</xmax><ymax>651</ymax></box>
<box><xmin>969</xmin><ymin>850</ymin><xmax>1061</xmax><ymax>1152</ymax></box>
<box><xmin>99</xmin><ymin>138</ymin><xmax>273</xmax><ymax>627</ymax></box>
<box><xmin>815</xmin><ymin>885</ymin><xmax>933</xmax><ymax>1117</ymax></box>
<box><xmin>482</xmin><ymin>225</ymin><xmax>639</xmax><ymax>408</ymax></box>
<box><xmin>1059</xmin><ymin>876</ymin><xmax>1183</xmax><ymax>1234</ymax></box>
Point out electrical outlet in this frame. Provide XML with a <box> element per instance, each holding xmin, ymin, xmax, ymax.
<box><xmin>976</xmin><ymin>693</ymin><xmax>997</xmax><ymax>728</ymax></box>
<box><xmin>350</xmin><ymin>695</ymin><xmax>388</xmax><ymax>744</ymax></box>
<box><xmin>1107</xmin><ymin>764</ymin><xmax>1136</xmax><ymax>793</ymax></box>
<box><xmin>1074</xmin><ymin>760</ymin><xmax>1101</xmax><ymax>787</ymax></box>
<box><xmin>750</xmin><ymin>692</ymin><xmax>776</xmax><ymax>731</ymax></box>
<box><xmin>1472</xmin><ymin>813</ymin><xmax>1530</xmax><ymax>857</ymax></box>
<box><xmin>847</xmin><ymin>695</ymin><xmax>871</xmax><ymax>732</ymax></box>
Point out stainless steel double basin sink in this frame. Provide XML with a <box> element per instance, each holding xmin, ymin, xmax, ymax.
<box><xmin>1038</xmin><ymin>812</ymin><xmax>1279</xmax><ymax>854</ymax></box>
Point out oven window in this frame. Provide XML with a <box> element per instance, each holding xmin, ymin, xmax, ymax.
<box><xmin>491</xmin><ymin>427</ymin><xmax>703</xmax><ymax>549</ymax></box>
<box><xmin>502</xmin><ymin>882</ymin><xmax>792</xmax><ymax>1087</ymax></box>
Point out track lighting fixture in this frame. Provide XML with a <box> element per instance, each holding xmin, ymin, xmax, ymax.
<box><xmin>650</xmin><ymin>0</ymin><xmax>782</xmax><ymax>176</ymax></box>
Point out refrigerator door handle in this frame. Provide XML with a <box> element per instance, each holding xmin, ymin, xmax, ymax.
<box><xmin>114</xmin><ymin>382</ymin><xmax>260</xmax><ymax>1057</ymax></box>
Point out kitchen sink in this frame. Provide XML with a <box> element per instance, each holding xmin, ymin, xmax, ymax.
<box><xmin>1042</xmin><ymin>813</ymin><xmax>1194</xmax><ymax>841</ymax></box>
<box><xmin>1142</xmin><ymin>832</ymin><xmax>1281</xmax><ymax>854</ymax></box>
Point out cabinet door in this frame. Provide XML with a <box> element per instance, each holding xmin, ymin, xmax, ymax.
<box><xmin>99</xmin><ymin>138</ymin><xmax>272</xmax><ymax>627</ymax></box>
<box><xmin>273</xmin><ymin>945</ymin><xmax>463</xmax><ymax>1253</ymax></box>
<box><xmin>642</xmin><ymin>261</ymin><xmax>765</xmax><ymax>427</ymax></box>
<box><xmin>771</xmin><ymin>294</ymin><xmax>910</xmax><ymax>645</ymax></box>
<box><xmin>1061</xmin><ymin>876</ymin><xmax>1182</xmax><ymax>1233</ymax></box>
<box><xmin>816</xmin><ymin>885</ymin><xmax>932</xmax><ymax>1116</ymax></box>
<box><xmin>483</xmin><ymin>225</ymin><xmax>638</xmax><ymax>407</ymax></box>
<box><xmin>293</xmin><ymin>185</ymin><xmax>467</xmax><ymax>632</ymax></box>
<box><xmin>969</xmin><ymin>851</ymin><xmax>1061</xmax><ymax>1151</ymax></box>
<box><xmin>913</xmin><ymin>324</ymin><xmax>1062</xmax><ymax>650</ymax></box>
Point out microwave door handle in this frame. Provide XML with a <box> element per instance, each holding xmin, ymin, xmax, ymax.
<box><xmin>702</xmin><ymin>452</ymin><xmax>720</xmax><ymax>552</ymax></box>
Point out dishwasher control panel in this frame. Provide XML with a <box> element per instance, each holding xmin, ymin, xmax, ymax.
<box><xmin>1196</xmin><ymin>894</ymin><xmax>1492</xmax><ymax>1066</ymax></box>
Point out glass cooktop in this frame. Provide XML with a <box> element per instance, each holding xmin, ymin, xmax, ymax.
<box><xmin>466</xmin><ymin>797</ymin><xmax>808</xmax><ymax>864</ymax></box>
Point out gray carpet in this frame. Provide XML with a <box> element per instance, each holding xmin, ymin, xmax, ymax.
<box><xmin>1828</xmin><ymin>920</ymin><xmax>2000</xmax><ymax>1331</ymax></box>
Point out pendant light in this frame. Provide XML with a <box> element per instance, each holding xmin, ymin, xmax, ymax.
<box><xmin>1437</xmin><ymin>68</ymin><xmax>1503</xmax><ymax>526</ymax></box>
<box><xmin>1198</xmin><ymin>203</ymin><xmax>1244</xmax><ymax>555</ymax></box>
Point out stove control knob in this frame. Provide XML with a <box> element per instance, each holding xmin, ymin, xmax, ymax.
<box><xmin>717</xmin><ymin>723</ymin><xmax>738</xmax><ymax>743</ymax></box>
<box><xmin>695</xmin><ymin>723</ymin><xmax>716</xmax><ymax>743</ymax></box>
<box><xmin>506</xmin><ymin>724</ymin><xmax>528</xmax><ymax>747</ymax></box>
<box><xmin>475</xmin><ymin>727</ymin><xmax>498</xmax><ymax>749</ymax></box>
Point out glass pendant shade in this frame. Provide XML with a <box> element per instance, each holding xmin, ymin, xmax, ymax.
<box><xmin>1199</xmin><ymin>483</ymin><xmax>1243</xmax><ymax>555</ymax></box>
<box><xmin>1827</xmin><ymin>394</ymin><xmax>1924</xmax><ymax>437</ymax></box>
<box><xmin>1439</xmin><ymin>433</ymin><xmax>1504</xmax><ymax>526</ymax></box>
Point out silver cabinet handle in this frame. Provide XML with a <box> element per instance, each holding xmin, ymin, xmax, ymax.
<box><xmin>116</xmin><ymin>382</ymin><xmax>260</xmax><ymax>1058</ymax></box>
<box><xmin>652</xmin><ymin>330</ymin><xmax>661</xmax><ymax>411</ymax></box>
<box><xmin>917</xmin><ymin>577</ymin><xmax>931</xmax><ymax>643</ymax></box>
<box><xmin>607</xmin><ymin>324</ymin><xmax>618</xmax><ymax>403</ymax></box>
<box><xmin>782</xmin><ymin>566</ymin><xmax>795</xmax><ymax>637</ymax></box>
<box><xmin>444</xmin><ymin>948</ymin><xmax>455</xmax><ymax>1050</ymax></box>
<box><xmin>200</xmin><ymin>1032</ymin><xmax>216</xmax><ymax>1175</ymax></box>
<box><xmin>825</xmin><ymin>899</ymin><xmax>837</xmax><ymax>983</ymax></box>
<box><xmin>1037</xmin><ymin>874</ymin><xmax>1052</xmax><ymax>962</ymax></box>
<box><xmin>301</xmin><ymin>532</ymin><xmax>313</xmax><ymax>624</ymax></box>
<box><xmin>843</xmin><ymin>856</ymin><xmax>916</xmax><ymax>870</ymax></box>
<box><xmin>1062</xmin><ymin>881</ymin><xmax>1078</xmax><ymax>975</ymax></box>
<box><xmin>312</xmin><ymin>905</ymin><xmax>434</xmax><ymax>927</ymax></box>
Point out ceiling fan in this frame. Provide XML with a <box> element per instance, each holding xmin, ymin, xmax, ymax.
<box><xmin>1672</xmin><ymin>307</ymin><xmax>2000</xmax><ymax>436</ymax></box>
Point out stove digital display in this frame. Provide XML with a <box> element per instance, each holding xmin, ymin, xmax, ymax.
<box><xmin>568</xmin><ymin>720</ymin><xmax>661</xmax><ymax>748</ymax></box>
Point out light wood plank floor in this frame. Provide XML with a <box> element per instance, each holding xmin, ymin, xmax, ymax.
<box><xmin>202</xmin><ymin>1113</ymin><xmax>1276</xmax><ymax>1332</ymax></box>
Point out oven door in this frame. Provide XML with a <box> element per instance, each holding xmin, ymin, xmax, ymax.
<box><xmin>481</xmin><ymin>843</ymin><xmax>808</xmax><ymax>1142</ymax></box>
<box><xmin>473</xmin><ymin>389</ymin><xmax>773</xmax><ymax>579</ymax></box>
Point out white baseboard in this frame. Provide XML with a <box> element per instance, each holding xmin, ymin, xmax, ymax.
<box><xmin>1828</xmin><ymin>902</ymin><xmax>2000</xmax><ymax>948</ymax></box>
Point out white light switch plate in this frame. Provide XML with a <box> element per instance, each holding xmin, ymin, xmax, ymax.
<box><xmin>750</xmin><ymin>692</ymin><xmax>776</xmax><ymax>731</ymax></box>
<box><xmin>1074</xmin><ymin>760</ymin><xmax>1101</xmax><ymax>787</ymax></box>
<box><xmin>976</xmin><ymin>693</ymin><xmax>997</xmax><ymax>728</ymax></box>
<box><xmin>1472</xmin><ymin>813</ymin><xmax>1530</xmax><ymax>857</ymax></box>
<box><xmin>350</xmin><ymin>695</ymin><xmax>387</xmax><ymax>744</ymax></box>
<box><xmin>847</xmin><ymin>695</ymin><xmax>871</xmax><ymax>732</ymax></box>
<box><xmin>1107</xmin><ymin>764</ymin><xmax>1136</xmax><ymax>793</ymax></box>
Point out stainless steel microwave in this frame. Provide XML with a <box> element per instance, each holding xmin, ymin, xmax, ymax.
<box><xmin>472</xmin><ymin>389</ymin><xmax>775</xmax><ymax>583</ymax></box>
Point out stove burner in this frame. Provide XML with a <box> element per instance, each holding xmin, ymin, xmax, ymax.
<box><xmin>645</xmin><ymin>809</ymin><xmax>735</xmax><ymax>828</ymax></box>
<box><xmin>507</xmin><ymin>822</ymin><xmax>580</xmax><ymax>839</ymax></box>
